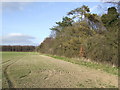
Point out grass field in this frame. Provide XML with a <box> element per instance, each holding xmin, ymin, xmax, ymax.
<box><xmin>2</xmin><ymin>52</ymin><xmax>118</xmax><ymax>88</ymax></box>
<box><xmin>2</xmin><ymin>52</ymin><xmax>29</xmax><ymax>88</ymax></box>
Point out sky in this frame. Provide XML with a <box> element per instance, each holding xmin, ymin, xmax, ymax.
<box><xmin>0</xmin><ymin>1</ymin><xmax>115</xmax><ymax>46</ymax></box>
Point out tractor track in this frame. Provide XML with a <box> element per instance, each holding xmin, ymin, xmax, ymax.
<box><xmin>3</xmin><ymin>56</ymin><xmax>27</xmax><ymax>88</ymax></box>
<box><xmin>2</xmin><ymin>53</ymin><xmax>118</xmax><ymax>88</ymax></box>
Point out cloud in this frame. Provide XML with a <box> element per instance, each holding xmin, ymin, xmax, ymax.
<box><xmin>90</xmin><ymin>4</ymin><xmax>108</xmax><ymax>15</ymax></box>
<box><xmin>2</xmin><ymin>0</ymin><xmax>37</xmax><ymax>2</ymax></box>
<box><xmin>90</xmin><ymin>5</ymin><xmax>103</xmax><ymax>13</ymax></box>
<box><xmin>90</xmin><ymin>5</ymin><xmax>99</xmax><ymax>12</ymax></box>
<box><xmin>1</xmin><ymin>33</ymin><xmax>36</xmax><ymax>45</ymax></box>
<box><xmin>1</xmin><ymin>0</ymin><xmax>102</xmax><ymax>2</ymax></box>
<box><xmin>2</xmin><ymin>2</ymin><xmax>29</xmax><ymax>11</ymax></box>
<box><xmin>101</xmin><ymin>0</ymin><xmax>120</xmax><ymax>3</ymax></box>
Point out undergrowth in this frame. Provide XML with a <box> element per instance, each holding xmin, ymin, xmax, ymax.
<box><xmin>44</xmin><ymin>54</ymin><xmax>119</xmax><ymax>76</ymax></box>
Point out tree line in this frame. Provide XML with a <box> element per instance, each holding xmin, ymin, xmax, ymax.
<box><xmin>37</xmin><ymin>4</ymin><xmax>119</xmax><ymax>67</ymax></box>
<box><xmin>1</xmin><ymin>45</ymin><xmax>35</xmax><ymax>52</ymax></box>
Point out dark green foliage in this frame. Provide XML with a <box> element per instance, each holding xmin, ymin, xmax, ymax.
<box><xmin>36</xmin><ymin>37</ymin><xmax>54</xmax><ymax>54</ymax></box>
<box><xmin>56</xmin><ymin>16</ymin><xmax>73</xmax><ymax>27</ymax></box>
<box><xmin>101</xmin><ymin>7</ymin><xmax>119</xmax><ymax>28</ymax></box>
<box><xmin>37</xmin><ymin>5</ymin><xmax>119</xmax><ymax>67</ymax></box>
<box><xmin>1</xmin><ymin>45</ymin><xmax>35</xmax><ymax>52</ymax></box>
<box><xmin>67</xmin><ymin>5</ymin><xmax>90</xmax><ymax>21</ymax></box>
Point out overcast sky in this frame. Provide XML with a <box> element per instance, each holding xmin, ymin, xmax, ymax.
<box><xmin>1</xmin><ymin>1</ymin><xmax>114</xmax><ymax>46</ymax></box>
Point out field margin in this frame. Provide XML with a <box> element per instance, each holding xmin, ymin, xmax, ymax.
<box><xmin>42</xmin><ymin>54</ymin><xmax>118</xmax><ymax>76</ymax></box>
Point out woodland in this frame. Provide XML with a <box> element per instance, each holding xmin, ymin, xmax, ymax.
<box><xmin>37</xmin><ymin>4</ymin><xmax>119</xmax><ymax>67</ymax></box>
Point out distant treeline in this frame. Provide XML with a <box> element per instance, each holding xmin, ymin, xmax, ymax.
<box><xmin>37</xmin><ymin>4</ymin><xmax>119</xmax><ymax>67</ymax></box>
<box><xmin>1</xmin><ymin>45</ymin><xmax>36</xmax><ymax>52</ymax></box>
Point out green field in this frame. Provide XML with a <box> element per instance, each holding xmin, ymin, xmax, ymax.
<box><xmin>2</xmin><ymin>52</ymin><xmax>30</xmax><ymax>88</ymax></box>
<box><xmin>2</xmin><ymin>52</ymin><xmax>118</xmax><ymax>88</ymax></box>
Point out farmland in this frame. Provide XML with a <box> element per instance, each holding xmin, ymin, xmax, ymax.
<box><xmin>2</xmin><ymin>52</ymin><xmax>118</xmax><ymax>88</ymax></box>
